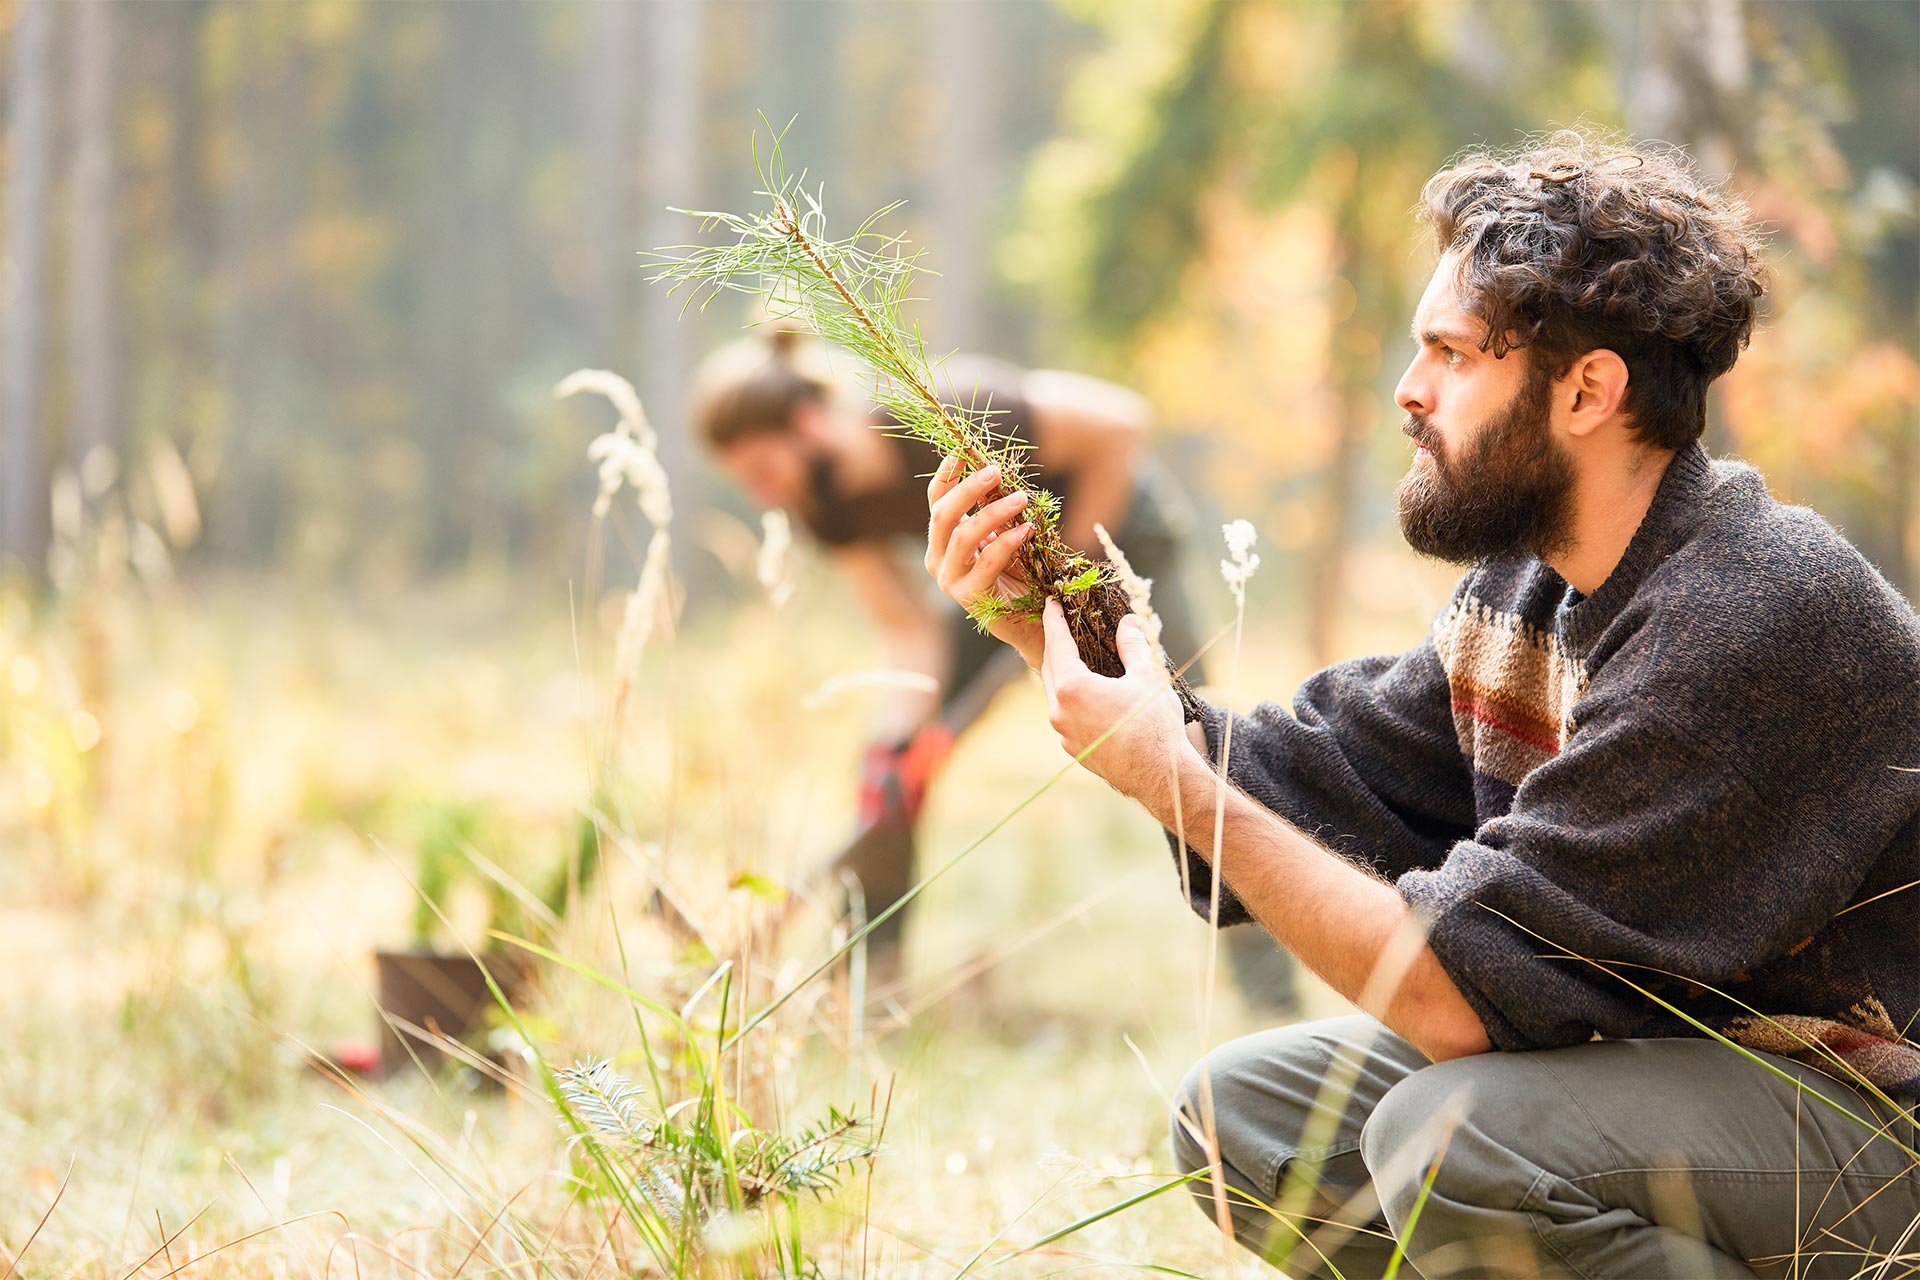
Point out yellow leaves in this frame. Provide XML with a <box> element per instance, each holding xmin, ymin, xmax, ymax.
<box><xmin>1721</xmin><ymin>326</ymin><xmax>1920</xmax><ymax>488</ymax></box>
<box><xmin>1128</xmin><ymin>195</ymin><xmax>1344</xmax><ymax>518</ymax></box>
<box><xmin>1223</xmin><ymin>0</ymin><xmax>1319</xmax><ymax>98</ymax></box>
<box><xmin>70</xmin><ymin>710</ymin><xmax>102</xmax><ymax>754</ymax></box>
<box><xmin>1002</xmin><ymin>0</ymin><xmax>1215</xmax><ymax>300</ymax></box>
<box><xmin>302</xmin><ymin>0</ymin><xmax>363</xmax><ymax>47</ymax></box>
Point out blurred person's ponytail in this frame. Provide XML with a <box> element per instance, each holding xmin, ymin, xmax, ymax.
<box><xmin>691</xmin><ymin>323</ymin><xmax>842</xmax><ymax>451</ymax></box>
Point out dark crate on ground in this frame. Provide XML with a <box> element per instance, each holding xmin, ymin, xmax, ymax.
<box><xmin>373</xmin><ymin>949</ymin><xmax>529</xmax><ymax>1076</ymax></box>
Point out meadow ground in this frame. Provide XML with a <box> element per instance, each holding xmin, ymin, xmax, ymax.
<box><xmin>0</xmin><ymin>553</ymin><xmax>1456</xmax><ymax>1277</ymax></box>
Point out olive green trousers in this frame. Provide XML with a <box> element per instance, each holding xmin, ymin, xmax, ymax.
<box><xmin>1171</xmin><ymin>1015</ymin><xmax>1920</xmax><ymax>1278</ymax></box>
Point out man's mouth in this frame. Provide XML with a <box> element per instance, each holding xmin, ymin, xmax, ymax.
<box><xmin>1402</xmin><ymin>418</ymin><xmax>1436</xmax><ymax>460</ymax></box>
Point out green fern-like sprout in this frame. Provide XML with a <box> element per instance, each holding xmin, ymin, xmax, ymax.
<box><xmin>557</xmin><ymin>1058</ymin><xmax>655</xmax><ymax>1150</ymax></box>
<box><xmin>555</xmin><ymin>1056</ymin><xmax>879</xmax><ymax>1248</ymax></box>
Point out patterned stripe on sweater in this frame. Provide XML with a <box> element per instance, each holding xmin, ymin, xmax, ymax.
<box><xmin>1433</xmin><ymin>595</ymin><xmax>1589</xmax><ymax>787</ymax></box>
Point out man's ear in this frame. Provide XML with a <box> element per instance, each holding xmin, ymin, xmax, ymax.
<box><xmin>1563</xmin><ymin>349</ymin><xmax>1630</xmax><ymax>439</ymax></box>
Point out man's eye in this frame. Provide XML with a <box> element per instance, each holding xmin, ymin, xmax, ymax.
<box><xmin>1441</xmin><ymin>346</ymin><xmax>1464</xmax><ymax>367</ymax></box>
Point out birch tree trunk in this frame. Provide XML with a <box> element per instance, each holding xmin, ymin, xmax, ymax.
<box><xmin>582</xmin><ymin>0</ymin><xmax>637</xmax><ymax>367</ymax></box>
<box><xmin>2</xmin><ymin>0</ymin><xmax>55</xmax><ymax>579</ymax></box>
<box><xmin>69</xmin><ymin>0</ymin><xmax>122</xmax><ymax>522</ymax></box>
<box><xmin>640</xmin><ymin>0</ymin><xmax>703</xmax><ymax>570</ymax></box>
<box><xmin>929</xmin><ymin>0</ymin><xmax>995</xmax><ymax>355</ymax></box>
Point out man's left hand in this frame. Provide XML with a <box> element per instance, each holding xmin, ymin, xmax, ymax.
<box><xmin>1039</xmin><ymin>597</ymin><xmax>1193</xmax><ymax>799</ymax></box>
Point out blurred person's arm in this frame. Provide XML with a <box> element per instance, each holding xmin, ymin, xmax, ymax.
<box><xmin>1024</xmin><ymin>370</ymin><xmax>1148</xmax><ymax>553</ymax></box>
<box><xmin>831</xmin><ymin>543</ymin><xmax>949</xmax><ymax>741</ymax></box>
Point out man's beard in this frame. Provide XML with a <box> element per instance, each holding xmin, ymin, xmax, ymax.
<box><xmin>1396</xmin><ymin>362</ymin><xmax>1576</xmax><ymax>565</ymax></box>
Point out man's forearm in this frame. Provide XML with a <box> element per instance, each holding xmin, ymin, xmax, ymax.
<box><xmin>1146</xmin><ymin>742</ymin><xmax>1492</xmax><ymax>1062</ymax></box>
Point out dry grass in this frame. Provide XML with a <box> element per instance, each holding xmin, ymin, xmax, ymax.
<box><xmin>11</xmin><ymin>554</ymin><xmax>1908</xmax><ymax>1276</ymax></box>
<box><xmin>0</xmin><ymin>565</ymin><xmax>1403</xmax><ymax>1277</ymax></box>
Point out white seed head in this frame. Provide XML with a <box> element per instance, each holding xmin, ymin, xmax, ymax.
<box><xmin>565</xmin><ymin>369</ymin><xmax>671</xmax><ymax>529</ymax></box>
<box><xmin>587</xmin><ymin>430</ymin><xmax>673</xmax><ymax>529</ymax></box>
<box><xmin>1223</xmin><ymin>518</ymin><xmax>1257</xmax><ymax>562</ymax></box>
<box><xmin>612</xmin><ymin>531</ymin><xmax>675</xmax><ymax>678</ymax></box>
<box><xmin>1220</xmin><ymin>519</ymin><xmax>1262</xmax><ymax>608</ymax></box>
<box><xmin>555</xmin><ymin>368</ymin><xmax>648</xmax><ymax>436</ymax></box>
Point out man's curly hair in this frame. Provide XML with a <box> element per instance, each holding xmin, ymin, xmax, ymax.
<box><xmin>1421</xmin><ymin>132</ymin><xmax>1768</xmax><ymax>450</ymax></box>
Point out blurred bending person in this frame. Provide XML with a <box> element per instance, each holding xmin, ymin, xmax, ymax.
<box><xmin>692</xmin><ymin>327</ymin><xmax>1295</xmax><ymax>1006</ymax></box>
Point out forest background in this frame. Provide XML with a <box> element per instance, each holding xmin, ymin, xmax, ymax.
<box><xmin>3</xmin><ymin>0</ymin><xmax>1914</xmax><ymax>616</ymax></box>
<box><xmin>0</xmin><ymin>0</ymin><xmax>1915</xmax><ymax>1274</ymax></box>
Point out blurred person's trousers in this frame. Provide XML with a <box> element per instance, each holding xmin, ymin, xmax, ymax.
<box><xmin>1171</xmin><ymin>1014</ymin><xmax>1920</xmax><ymax>1279</ymax></box>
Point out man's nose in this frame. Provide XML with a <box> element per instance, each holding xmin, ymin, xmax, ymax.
<box><xmin>1394</xmin><ymin>359</ymin><xmax>1429</xmax><ymax>417</ymax></box>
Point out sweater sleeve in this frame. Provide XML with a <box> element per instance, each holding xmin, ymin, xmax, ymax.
<box><xmin>1166</xmin><ymin>613</ymin><xmax>1477</xmax><ymax>927</ymax></box>
<box><xmin>1398</xmin><ymin>585</ymin><xmax>1920</xmax><ymax>1052</ymax></box>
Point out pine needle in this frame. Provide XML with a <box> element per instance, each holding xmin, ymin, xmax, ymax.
<box><xmin>647</xmin><ymin>118</ymin><xmax>1202</xmax><ymax>712</ymax></box>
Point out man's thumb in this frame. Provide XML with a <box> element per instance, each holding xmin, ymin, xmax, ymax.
<box><xmin>1116</xmin><ymin>614</ymin><xmax>1156</xmax><ymax>674</ymax></box>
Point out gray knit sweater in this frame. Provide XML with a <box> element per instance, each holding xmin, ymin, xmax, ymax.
<box><xmin>1175</xmin><ymin>445</ymin><xmax>1920</xmax><ymax>1093</ymax></box>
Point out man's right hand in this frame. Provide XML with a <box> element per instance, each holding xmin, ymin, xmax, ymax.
<box><xmin>926</xmin><ymin>454</ymin><xmax>1045</xmax><ymax>669</ymax></box>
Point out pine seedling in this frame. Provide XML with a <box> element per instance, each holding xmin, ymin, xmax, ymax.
<box><xmin>648</xmin><ymin>123</ymin><xmax>1201</xmax><ymax>713</ymax></box>
<box><xmin>556</xmin><ymin>1056</ymin><xmax>880</xmax><ymax>1249</ymax></box>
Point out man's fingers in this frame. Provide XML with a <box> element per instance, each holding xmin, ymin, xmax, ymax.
<box><xmin>1115</xmin><ymin>614</ymin><xmax>1158</xmax><ymax>676</ymax></box>
<box><xmin>955</xmin><ymin>490</ymin><xmax>1030</xmax><ymax>553</ymax></box>
<box><xmin>953</xmin><ymin>521</ymin><xmax>1032</xmax><ymax>604</ymax></box>
<box><xmin>1040</xmin><ymin>595</ymin><xmax>1076</xmax><ymax>689</ymax></box>
<box><xmin>926</xmin><ymin>463</ymin><xmax>999</xmax><ymax>573</ymax></box>
<box><xmin>939</xmin><ymin>489</ymin><xmax>1029</xmax><ymax>587</ymax></box>
<box><xmin>926</xmin><ymin>452</ymin><xmax>966</xmax><ymax>505</ymax></box>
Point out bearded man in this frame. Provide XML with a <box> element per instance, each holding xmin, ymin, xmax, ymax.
<box><xmin>925</xmin><ymin>135</ymin><xmax>1920</xmax><ymax>1279</ymax></box>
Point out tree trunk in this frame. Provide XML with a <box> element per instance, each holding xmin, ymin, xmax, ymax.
<box><xmin>928</xmin><ymin>0</ymin><xmax>996</xmax><ymax>355</ymax></box>
<box><xmin>209</xmin><ymin>2</ymin><xmax>291</xmax><ymax>563</ymax></box>
<box><xmin>1304</xmin><ymin>206</ymin><xmax>1383</xmax><ymax>668</ymax></box>
<box><xmin>582</xmin><ymin>0</ymin><xmax>638</xmax><ymax>367</ymax></box>
<box><xmin>1620</xmin><ymin>0</ymin><xmax>1750</xmax><ymax>181</ymax></box>
<box><xmin>145</xmin><ymin>0</ymin><xmax>215</xmax><ymax>565</ymax></box>
<box><xmin>640</xmin><ymin>0</ymin><xmax>704</xmax><ymax>573</ymax></box>
<box><xmin>69</xmin><ymin>0</ymin><xmax>122</xmax><ymax>523</ymax></box>
<box><xmin>1</xmin><ymin>0</ymin><xmax>55</xmax><ymax>580</ymax></box>
<box><xmin>1306</xmin><ymin>350</ymin><xmax>1374</xmax><ymax>668</ymax></box>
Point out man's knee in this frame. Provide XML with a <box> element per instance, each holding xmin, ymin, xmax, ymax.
<box><xmin>1168</xmin><ymin>1072</ymin><xmax>1210</xmax><ymax>1177</ymax></box>
<box><xmin>1169</xmin><ymin>1022</ymin><xmax>1329</xmax><ymax>1185</ymax></box>
<box><xmin>1360</xmin><ymin>1053</ymin><xmax>1584</xmax><ymax>1276</ymax></box>
<box><xmin>1168</xmin><ymin>1041</ymin><xmax>1249</xmax><ymax>1181</ymax></box>
<box><xmin>1169</xmin><ymin>1026</ymin><xmax>1328</xmax><ymax>1261</ymax></box>
<box><xmin>1359</xmin><ymin>1057</ymin><xmax>1487</xmax><ymax>1214</ymax></box>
